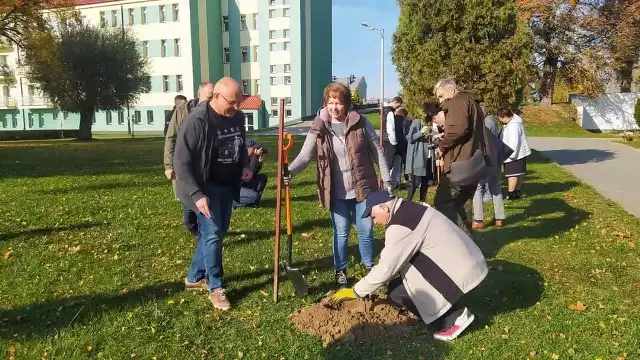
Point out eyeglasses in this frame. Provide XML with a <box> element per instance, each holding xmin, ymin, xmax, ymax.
<box><xmin>218</xmin><ymin>93</ymin><xmax>238</xmax><ymax>106</ymax></box>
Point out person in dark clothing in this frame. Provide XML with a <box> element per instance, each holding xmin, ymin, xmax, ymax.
<box><xmin>164</xmin><ymin>95</ymin><xmax>187</xmax><ymax>135</ymax></box>
<box><xmin>174</xmin><ymin>77</ymin><xmax>252</xmax><ymax>311</ymax></box>
<box><xmin>233</xmin><ymin>139</ymin><xmax>269</xmax><ymax>208</ymax></box>
<box><xmin>394</xmin><ymin>107</ymin><xmax>410</xmax><ymax>187</ymax></box>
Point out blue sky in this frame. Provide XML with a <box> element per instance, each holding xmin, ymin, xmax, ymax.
<box><xmin>331</xmin><ymin>0</ymin><xmax>401</xmax><ymax>99</ymax></box>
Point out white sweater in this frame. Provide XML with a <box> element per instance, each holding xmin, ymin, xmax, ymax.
<box><xmin>500</xmin><ymin>114</ymin><xmax>531</xmax><ymax>163</ymax></box>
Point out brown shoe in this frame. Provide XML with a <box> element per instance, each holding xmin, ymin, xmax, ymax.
<box><xmin>184</xmin><ymin>278</ymin><xmax>208</xmax><ymax>291</ymax></box>
<box><xmin>495</xmin><ymin>220</ymin><xmax>503</xmax><ymax>228</ymax></box>
<box><xmin>209</xmin><ymin>288</ymin><xmax>231</xmax><ymax>311</ymax></box>
<box><xmin>472</xmin><ymin>221</ymin><xmax>485</xmax><ymax>230</ymax></box>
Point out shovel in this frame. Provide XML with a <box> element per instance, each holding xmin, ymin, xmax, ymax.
<box><xmin>280</xmin><ymin>133</ymin><xmax>309</xmax><ymax>296</ymax></box>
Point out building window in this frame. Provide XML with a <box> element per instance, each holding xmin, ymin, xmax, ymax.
<box><xmin>141</xmin><ymin>7</ymin><xmax>147</xmax><ymax>24</ymax></box>
<box><xmin>38</xmin><ymin>114</ymin><xmax>44</xmax><ymax>127</ymax></box>
<box><xmin>174</xmin><ymin>39</ymin><xmax>181</xmax><ymax>56</ymax></box>
<box><xmin>269</xmin><ymin>9</ymin><xmax>276</xmax><ymax>18</ymax></box>
<box><xmin>161</xmin><ymin>40</ymin><xmax>167</xmax><ymax>57</ymax></box>
<box><xmin>240</xmin><ymin>14</ymin><xmax>247</xmax><ymax>30</ymax></box>
<box><xmin>0</xmin><ymin>55</ymin><xmax>7</xmax><ymax>66</ymax></box>
<box><xmin>133</xmin><ymin>110</ymin><xmax>141</xmax><ymax>124</ymax></box>
<box><xmin>284</xmin><ymin>29</ymin><xmax>290</xmax><ymax>38</ymax></box>
<box><xmin>176</xmin><ymin>75</ymin><xmax>183</xmax><ymax>92</ymax></box>
<box><xmin>63</xmin><ymin>111</ymin><xmax>69</xmax><ymax>120</ymax></box>
<box><xmin>270</xmin><ymin>65</ymin><xmax>277</xmax><ymax>73</ymax></box>
<box><xmin>272</xmin><ymin>109</ymin><xmax>278</xmax><ymax>117</ymax></box>
<box><xmin>242</xmin><ymin>80</ymin><xmax>250</xmax><ymax>94</ymax></box>
<box><xmin>241</xmin><ymin>46</ymin><xmax>249</xmax><ymax>62</ymax></box>
<box><xmin>106</xmin><ymin>111</ymin><xmax>112</xmax><ymax>125</ymax></box>
<box><xmin>162</xmin><ymin>75</ymin><xmax>170</xmax><ymax>92</ymax></box>
<box><xmin>111</xmin><ymin>10</ymin><xmax>118</xmax><ymax>27</ymax></box>
<box><xmin>164</xmin><ymin>110</ymin><xmax>171</xmax><ymax>120</ymax></box>
<box><xmin>222</xmin><ymin>16</ymin><xmax>229</xmax><ymax>31</ymax></box>
<box><xmin>271</xmin><ymin>97</ymin><xmax>278</xmax><ymax>106</ymax></box>
<box><xmin>284</xmin><ymin>76</ymin><xmax>291</xmax><ymax>85</ymax></box>
<box><xmin>128</xmin><ymin>8</ymin><xmax>134</xmax><ymax>25</ymax></box>
<box><xmin>118</xmin><ymin>110</ymin><xmax>124</xmax><ymax>124</ymax></box>
<box><xmin>27</xmin><ymin>113</ymin><xmax>33</xmax><ymax>128</ymax></box>
<box><xmin>270</xmin><ymin>0</ymin><xmax>276</xmax><ymax>5</ymax></box>
<box><xmin>255</xmin><ymin>79</ymin><xmax>260</xmax><ymax>94</ymax></box>
<box><xmin>172</xmin><ymin>4</ymin><xmax>179</xmax><ymax>21</ymax></box>
<box><xmin>142</xmin><ymin>41</ymin><xmax>148</xmax><ymax>57</ymax></box>
<box><xmin>99</xmin><ymin>11</ymin><xmax>107</xmax><ymax>27</ymax></box>
<box><xmin>147</xmin><ymin>110</ymin><xmax>154</xmax><ymax>124</ymax></box>
<box><xmin>269</xmin><ymin>30</ymin><xmax>276</xmax><ymax>39</ymax></box>
<box><xmin>285</xmin><ymin>109</ymin><xmax>292</xmax><ymax>117</ymax></box>
<box><xmin>253</xmin><ymin>13</ymin><xmax>258</xmax><ymax>29</ymax></box>
<box><xmin>223</xmin><ymin>48</ymin><xmax>230</xmax><ymax>63</ymax></box>
<box><xmin>283</xmin><ymin>8</ymin><xmax>290</xmax><ymax>17</ymax></box>
<box><xmin>159</xmin><ymin>5</ymin><xmax>166</xmax><ymax>23</ymax></box>
<box><xmin>270</xmin><ymin>77</ymin><xmax>278</xmax><ymax>85</ymax></box>
<box><xmin>245</xmin><ymin>113</ymin><xmax>254</xmax><ymax>131</ymax></box>
<box><xmin>284</xmin><ymin>64</ymin><xmax>291</xmax><ymax>73</ymax></box>
<box><xmin>285</xmin><ymin>97</ymin><xmax>291</xmax><ymax>105</ymax></box>
<box><xmin>269</xmin><ymin>43</ymin><xmax>278</xmax><ymax>51</ymax></box>
<box><xmin>284</xmin><ymin>41</ymin><xmax>291</xmax><ymax>50</ymax></box>
<box><xmin>253</xmin><ymin>45</ymin><xmax>259</xmax><ymax>61</ymax></box>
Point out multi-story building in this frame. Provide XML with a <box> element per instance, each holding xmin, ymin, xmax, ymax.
<box><xmin>0</xmin><ymin>0</ymin><xmax>332</xmax><ymax>133</ymax></box>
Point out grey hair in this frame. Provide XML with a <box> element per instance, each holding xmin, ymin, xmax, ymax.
<box><xmin>433</xmin><ymin>78</ymin><xmax>458</xmax><ymax>95</ymax></box>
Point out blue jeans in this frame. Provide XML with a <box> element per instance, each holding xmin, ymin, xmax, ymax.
<box><xmin>186</xmin><ymin>185</ymin><xmax>234</xmax><ymax>291</ymax></box>
<box><xmin>183</xmin><ymin>205</ymin><xmax>198</xmax><ymax>236</ymax></box>
<box><xmin>329</xmin><ymin>198</ymin><xmax>374</xmax><ymax>270</ymax></box>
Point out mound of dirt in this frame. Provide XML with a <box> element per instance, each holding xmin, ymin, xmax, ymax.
<box><xmin>290</xmin><ymin>293</ymin><xmax>420</xmax><ymax>346</ymax></box>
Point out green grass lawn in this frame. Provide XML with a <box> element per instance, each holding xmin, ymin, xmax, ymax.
<box><xmin>618</xmin><ymin>139</ymin><xmax>640</xmax><ymax>149</ymax></box>
<box><xmin>1</xmin><ymin>137</ymin><xmax>640</xmax><ymax>359</ymax></box>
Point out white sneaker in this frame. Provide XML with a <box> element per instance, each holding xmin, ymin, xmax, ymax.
<box><xmin>432</xmin><ymin>307</ymin><xmax>475</xmax><ymax>341</ymax></box>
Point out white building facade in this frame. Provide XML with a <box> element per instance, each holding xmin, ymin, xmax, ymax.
<box><xmin>0</xmin><ymin>0</ymin><xmax>331</xmax><ymax>132</ymax></box>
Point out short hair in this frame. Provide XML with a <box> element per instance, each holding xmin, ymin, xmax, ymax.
<box><xmin>174</xmin><ymin>94</ymin><xmax>187</xmax><ymax>102</ymax></box>
<box><xmin>497</xmin><ymin>107</ymin><xmax>514</xmax><ymax>118</ymax></box>
<box><xmin>421</xmin><ymin>102</ymin><xmax>440</xmax><ymax>120</ymax></box>
<box><xmin>199</xmin><ymin>81</ymin><xmax>214</xmax><ymax>88</ymax></box>
<box><xmin>392</xmin><ymin>96</ymin><xmax>403</xmax><ymax>104</ymax></box>
<box><xmin>323</xmin><ymin>82</ymin><xmax>352</xmax><ymax>110</ymax></box>
<box><xmin>433</xmin><ymin>78</ymin><xmax>458</xmax><ymax>95</ymax></box>
<box><xmin>396</xmin><ymin>107</ymin><xmax>408</xmax><ymax>116</ymax></box>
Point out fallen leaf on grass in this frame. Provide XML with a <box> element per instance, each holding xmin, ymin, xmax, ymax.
<box><xmin>301</xmin><ymin>233</ymin><xmax>313</xmax><ymax>238</ymax></box>
<box><xmin>552</xmin><ymin>354</ymin><xmax>559</xmax><ymax>360</ymax></box>
<box><xmin>9</xmin><ymin>345</ymin><xmax>16</xmax><ymax>360</ymax></box>
<box><xmin>259</xmin><ymin>290</ymin><xmax>269</xmax><ymax>297</ymax></box>
<box><xmin>569</xmin><ymin>301</ymin><xmax>587</xmax><ymax>311</ymax></box>
<box><xmin>2</xmin><ymin>250</ymin><xmax>13</xmax><ymax>260</ymax></box>
<box><xmin>529</xmin><ymin>351</ymin><xmax>536</xmax><ymax>358</ymax></box>
<box><xmin>612</xmin><ymin>230</ymin><xmax>632</xmax><ymax>238</ymax></box>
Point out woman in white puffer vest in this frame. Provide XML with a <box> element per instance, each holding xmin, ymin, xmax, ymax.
<box><xmin>498</xmin><ymin>108</ymin><xmax>531</xmax><ymax>200</ymax></box>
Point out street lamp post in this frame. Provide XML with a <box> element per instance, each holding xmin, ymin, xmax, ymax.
<box><xmin>361</xmin><ymin>22</ymin><xmax>384</xmax><ymax>184</ymax></box>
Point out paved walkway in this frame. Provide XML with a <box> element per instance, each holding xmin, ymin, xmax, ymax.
<box><xmin>529</xmin><ymin>137</ymin><xmax>640</xmax><ymax>217</ymax></box>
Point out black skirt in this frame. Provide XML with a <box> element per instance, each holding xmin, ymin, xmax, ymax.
<box><xmin>504</xmin><ymin>157</ymin><xmax>527</xmax><ymax>177</ymax></box>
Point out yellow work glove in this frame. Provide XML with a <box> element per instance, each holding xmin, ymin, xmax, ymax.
<box><xmin>331</xmin><ymin>288</ymin><xmax>359</xmax><ymax>304</ymax></box>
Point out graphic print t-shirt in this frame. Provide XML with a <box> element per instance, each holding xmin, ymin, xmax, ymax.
<box><xmin>208</xmin><ymin>110</ymin><xmax>245</xmax><ymax>187</ymax></box>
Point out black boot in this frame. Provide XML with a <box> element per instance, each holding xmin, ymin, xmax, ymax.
<box><xmin>335</xmin><ymin>269</ymin><xmax>348</xmax><ymax>289</ymax></box>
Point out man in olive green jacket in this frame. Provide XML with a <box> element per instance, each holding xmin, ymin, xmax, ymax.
<box><xmin>163</xmin><ymin>81</ymin><xmax>214</xmax><ymax>236</ymax></box>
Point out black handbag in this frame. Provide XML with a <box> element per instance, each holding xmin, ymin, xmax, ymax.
<box><xmin>449</xmin><ymin>117</ymin><xmax>492</xmax><ymax>186</ymax></box>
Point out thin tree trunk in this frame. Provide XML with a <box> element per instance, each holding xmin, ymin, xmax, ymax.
<box><xmin>618</xmin><ymin>61</ymin><xmax>634</xmax><ymax>93</ymax></box>
<box><xmin>78</xmin><ymin>108</ymin><xmax>94</xmax><ymax>141</ymax></box>
<box><xmin>539</xmin><ymin>57</ymin><xmax>558</xmax><ymax>108</ymax></box>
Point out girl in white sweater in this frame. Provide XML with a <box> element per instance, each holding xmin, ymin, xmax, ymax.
<box><xmin>498</xmin><ymin>108</ymin><xmax>531</xmax><ymax>200</ymax></box>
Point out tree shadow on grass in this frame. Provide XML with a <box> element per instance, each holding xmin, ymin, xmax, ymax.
<box><xmin>521</xmin><ymin>180</ymin><xmax>580</xmax><ymax>197</ymax></box>
<box><xmin>225</xmin><ymin>217</ymin><xmax>332</xmax><ymax>249</ymax></box>
<box><xmin>0</xmin><ymin>281</ymin><xmax>183</xmax><ymax>340</ymax></box>
<box><xmin>478</xmin><ymin>197</ymin><xmax>590</xmax><ymax>258</ymax></box>
<box><xmin>0</xmin><ymin>221</ymin><xmax>105</xmax><ymax>242</ymax></box>
<box><xmin>36</xmin><ymin>178</ymin><xmax>170</xmax><ymax>195</ymax></box>
<box><xmin>320</xmin><ymin>259</ymin><xmax>543</xmax><ymax>359</ymax></box>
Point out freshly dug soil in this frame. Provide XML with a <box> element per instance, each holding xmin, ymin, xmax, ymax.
<box><xmin>290</xmin><ymin>292</ymin><xmax>420</xmax><ymax>346</ymax></box>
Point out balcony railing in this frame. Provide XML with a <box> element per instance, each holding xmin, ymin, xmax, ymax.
<box><xmin>22</xmin><ymin>95</ymin><xmax>54</xmax><ymax>107</ymax></box>
<box><xmin>0</xmin><ymin>97</ymin><xmax>17</xmax><ymax>108</ymax></box>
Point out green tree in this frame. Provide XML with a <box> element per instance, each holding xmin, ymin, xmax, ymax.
<box><xmin>22</xmin><ymin>22</ymin><xmax>150</xmax><ymax>140</ymax></box>
<box><xmin>392</xmin><ymin>0</ymin><xmax>533</xmax><ymax>113</ymax></box>
<box><xmin>352</xmin><ymin>88</ymin><xmax>362</xmax><ymax>105</ymax></box>
<box><xmin>0</xmin><ymin>0</ymin><xmax>74</xmax><ymax>45</ymax></box>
